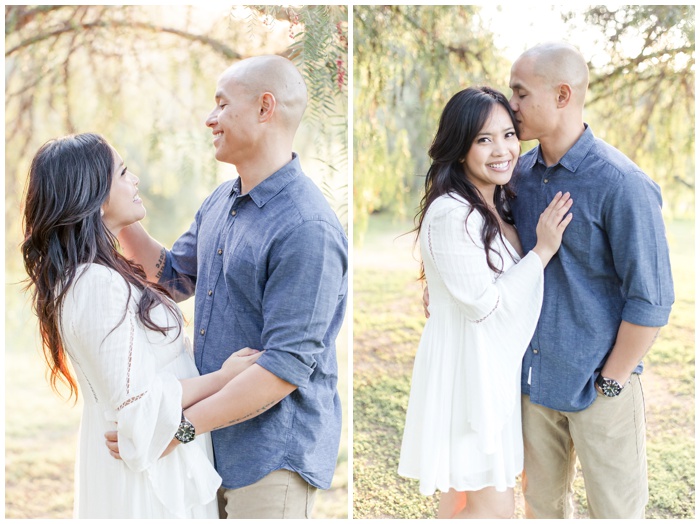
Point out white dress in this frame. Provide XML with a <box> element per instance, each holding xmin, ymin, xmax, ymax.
<box><xmin>59</xmin><ymin>264</ymin><xmax>221</xmax><ymax>518</ymax></box>
<box><xmin>398</xmin><ymin>194</ymin><xmax>544</xmax><ymax>495</ymax></box>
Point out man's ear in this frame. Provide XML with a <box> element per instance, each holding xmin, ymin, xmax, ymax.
<box><xmin>556</xmin><ymin>83</ymin><xmax>573</xmax><ymax>108</ymax></box>
<box><xmin>259</xmin><ymin>92</ymin><xmax>276</xmax><ymax>122</ymax></box>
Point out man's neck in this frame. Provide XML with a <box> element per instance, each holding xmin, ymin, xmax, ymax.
<box><xmin>538</xmin><ymin>121</ymin><xmax>586</xmax><ymax>167</ymax></box>
<box><xmin>236</xmin><ymin>150</ymin><xmax>294</xmax><ymax>195</ymax></box>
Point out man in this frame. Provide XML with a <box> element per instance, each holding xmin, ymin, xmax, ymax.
<box><xmin>112</xmin><ymin>55</ymin><xmax>348</xmax><ymax>518</ymax></box>
<box><xmin>423</xmin><ymin>42</ymin><xmax>673</xmax><ymax>518</ymax></box>
<box><xmin>508</xmin><ymin>42</ymin><xmax>673</xmax><ymax>518</ymax></box>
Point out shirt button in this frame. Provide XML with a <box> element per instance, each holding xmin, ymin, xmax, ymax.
<box><xmin>533</xmin><ymin>348</ymin><xmax>539</xmax><ymax>354</ymax></box>
<box><xmin>208</xmin><ymin>290</ymin><xmax>213</xmax><ymax>296</ymax></box>
<box><xmin>231</xmin><ymin>209</ymin><xmax>237</xmax><ymax>216</ymax></box>
<box><xmin>217</xmin><ymin>248</ymin><xmax>223</xmax><ymax>255</ymax></box>
<box><xmin>543</xmin><ymin>179</ymin><xmax>549</xmax><ymax>184</ymax></box>
<box><xmin>200</xmin><ymin>328</ymin><xmax>205</xmax><ymax>336</ymax></box>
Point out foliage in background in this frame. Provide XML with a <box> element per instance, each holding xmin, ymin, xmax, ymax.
<box><xmin>248</xmin><ymin>5</ymin><xmax>349</xmax><ymax>225</ymax></box>
<box><xmin>565</xmin><ymin>4</ymin><xmax>695</xmax><ymax>217</ymax></box>
<box><xmin>353</xmin><ymin>5</ymin><xmax>509</xmax><ymax>243</ymax></box>
<box><xmin>352</xmin><ymin>5</ymin><xmax>695</xmax><ymax>244</ymax></box>
<box><xmin>5</xmin><ymin>4</ymin><xmax>348</xmax><ymax>276</ymax></box>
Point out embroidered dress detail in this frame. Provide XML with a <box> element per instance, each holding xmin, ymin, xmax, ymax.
<box><xmin>474</xmin><ymin>295</ymin><xmax>500</xmax><ymax>324</ymax></box>
<box><xmin>116</xmin><ymin>392</ymin><xmax>146</xmax><ymax>411</ymax></box>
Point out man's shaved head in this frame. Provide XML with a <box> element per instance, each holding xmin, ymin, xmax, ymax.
<box><xmin>517</xmin><ymin>42</ymin><xmax>589</xmax><ymax>100</ymax></box>
<box><xmin>219</xmin><ymin>55</ymin><xmax>308</xmax><ymax>132</ymax></box>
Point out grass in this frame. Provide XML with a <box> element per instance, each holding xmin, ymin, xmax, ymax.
<box><xmin>4</xmin><ymin>274</ymin><xmax>349</xmax><ymax>519</ymax></box>
<box><xmin>353</xmin><ymin>213</ymin><xmax>695</xmax><ymax>519</ymax></box>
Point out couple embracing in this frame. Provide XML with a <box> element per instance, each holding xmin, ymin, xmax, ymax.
<box><xmin>399</xmin><ymin>42</ymin><xmax>674</xmax><ymax>518</ymax></box>
<box><xmin>22</xmin><ymin>55</ymin><xmax>348</xmax><ymax>519</ymax></box>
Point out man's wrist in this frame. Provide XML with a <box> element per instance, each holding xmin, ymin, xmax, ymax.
<box><xmin>600</xmin><ymin>363</ymin><xmax>633</xmax><ymax>385</ymax></box>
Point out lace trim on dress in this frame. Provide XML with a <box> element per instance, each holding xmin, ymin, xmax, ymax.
<box><xmin>117</xmin><ymin>314</ymin><xmax>147</xmax><ymax>411</ymax></box>
<box><xmin>428</xmin><ymin>219</ymin><xmax>501</xmax><ymax>324</ymax></box>
<box><xmin>73</xmin><ymin>357</ymin><xmax>99</xmax><ymax>403</ymax></box>
<box><xmin>117</xmin><ymin>392</ymin><xmax>146</xmax><ymax>411</ymax></box>
<box><xmin>474</xmin><ymin>294</ymin><xmax>500</xmax><ymax>323</ymax></box>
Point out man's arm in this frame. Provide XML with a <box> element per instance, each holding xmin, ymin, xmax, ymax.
<box><xmin>600</xmin><ymin>172</ymin><xmax>673</xmax><ymax>385</ymax></box>
<box><xmin>185</xmin><ymin>363</ymin><xmax>296</xmax><ymax>433</ymax></box>
<box><xmin>599</xmin><ymin>321</ymin><xmax>661</xmax><ymax>385</ymax></box>
<box><xmin>118</xmin><ymin>222</ymin><xmax>167</xmax><ymax>283</ymax></box>
<box><xmin>106</xmin><ymin>360</ymin><xmax>284</xmax><ymax>460</ymax></box>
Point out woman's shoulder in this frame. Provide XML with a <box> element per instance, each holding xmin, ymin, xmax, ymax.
<box><xmin>426</xmin><ymin>193</ymin><xmax>479</xmax><ymax>222</ymax></box>
<box><xmin>70</xmin><ymin>263</ymin><xmax>131</xmax><ymax>297</ymax></box>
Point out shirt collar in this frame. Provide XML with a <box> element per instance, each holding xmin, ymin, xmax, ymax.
<box><xmin>531</xmin><ymin>124</ymin><xmax>595</xmax><ymax>173</ymax></box>
<box><xmin>229</xmin><ymin>153</ymin><xmax>302</xmax><ymax>207</ymax></box>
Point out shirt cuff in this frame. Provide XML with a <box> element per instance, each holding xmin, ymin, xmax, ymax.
<box><xmin>255</xmin><ymin>350</ymin><xmax>316</xmax><ymax>388</ymax></box>
<box><xmin>621</xmin><ymin>299</ymin><xmax>672</xmax><ymax>327</ymax></box>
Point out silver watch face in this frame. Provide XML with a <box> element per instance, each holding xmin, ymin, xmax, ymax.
<box><xmin>175</xmin><ymin>420</ymin><xmax>196</xmax><ymax>443</ymax></box>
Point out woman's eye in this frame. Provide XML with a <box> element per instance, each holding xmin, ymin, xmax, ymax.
<box><xmin>505</xmin><ymin>132</ymin><xmax>516</xmax><ymax>138</ymax></box>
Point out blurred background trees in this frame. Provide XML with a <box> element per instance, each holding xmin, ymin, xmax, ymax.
<box><xmin>353</xmin><ymin>4</ymin><xmax>695</xmax><ymax>244</ymax></box>
<box><xmin>5</xmin><ymin>4</ymin><xmax>348</xmax><ymax>274</ymax></box>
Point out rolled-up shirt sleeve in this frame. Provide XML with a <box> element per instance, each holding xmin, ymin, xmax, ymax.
<box><xmin>605</xmin><ymin>171</ymin><xmax>674</xmax><ymax>326</ymax></box>
<box><xmin>255</xmin><ymin>220</ymin><xmax>347</xmax><ymax>388</ymax></box>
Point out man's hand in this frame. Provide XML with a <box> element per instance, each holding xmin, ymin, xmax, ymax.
<box><xmin>423</xmin><ymin>286</ymin><xmax>430</xmax><ymax>319</ymax></box>
<box><xmin>104</xmin><ymin>431</ymin><xmax>180</xmax><ymax>460</ymax></box>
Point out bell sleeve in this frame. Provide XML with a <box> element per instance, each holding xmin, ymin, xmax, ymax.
<box><xmin>67</xmin><ymin>266</ymin><xmax>183</xmax><ymax>472</ymax></box>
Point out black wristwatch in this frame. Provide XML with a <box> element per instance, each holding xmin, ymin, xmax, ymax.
<box><xmin>174</xmin><ymin>411</ymin><xmax>196</xmax><ymax>443</ymax></box>
<box><xmin>595</xmin><ymin>374</ymin><xmax>624</xmax><ymax>397</ymax></box>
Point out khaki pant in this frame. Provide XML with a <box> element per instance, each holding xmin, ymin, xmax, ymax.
<box><xmin>521</xmin><ymin>373</ymin><xmax>647</xmax><ymax>518</ymax></box>
<box><xmin>217</xmin><ymin>469</ymin><xmax>318</xmax><ymax>519</ymax></box>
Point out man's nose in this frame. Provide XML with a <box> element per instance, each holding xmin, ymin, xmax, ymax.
<box><xmin>205</xmin><ymin>110</ymin><xmax>217</xmax><ymax>127</ymax></box>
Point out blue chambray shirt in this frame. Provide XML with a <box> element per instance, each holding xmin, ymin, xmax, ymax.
<box><xmin>511</xmin><ymin>125</ymin><xmax>674</xmax><ymax>412</ymax></box>
<box><xmin>159</xmin><ymin>154</ymin><xmax>348</xmax><ymax>490</ymax></box>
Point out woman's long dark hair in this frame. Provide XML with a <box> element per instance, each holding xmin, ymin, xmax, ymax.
<box><xmin>416</xmin><ymin>86</ymin><xmax>519</xmax><ymax>277</ymax></box>
<box><xmin>21</xmin><ymin>133</ymin><xmax>181</xmax><ymax>401</ymax></box>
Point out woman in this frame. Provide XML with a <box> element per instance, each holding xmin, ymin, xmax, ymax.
<box><xmin>397</xmin><ymin>87</ymin><xmax>573</xmax><ymax>518</ymax></box>
<box><xmin>22</xmin><ymin>133</ymin><xmax>260</xmax><ymax>518</ymax></box>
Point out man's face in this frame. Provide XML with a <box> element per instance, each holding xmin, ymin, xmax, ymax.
<box><xmin>508</xmin><ymin>56</ymin><xmax>557</xmax><ymax>142</ymax></box>
<box><xmin>205</xmin><ymin>73</ymin><xmax>259</xmax><ymax>165</ymax></box>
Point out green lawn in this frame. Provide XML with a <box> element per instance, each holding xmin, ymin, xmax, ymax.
<box><xmin>4</xmin><ymin>277</ymin><xmax>349</xmax><ymax>519</ymax></box>
<box><xmin>353</xmin><ymin>214</ymin><xmax>695</xmax><ymax>519</ymax></box>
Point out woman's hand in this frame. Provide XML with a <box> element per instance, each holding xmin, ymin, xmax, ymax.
<box><xmin>532</xmin><ymin>191</ymin><xmax>573</xmax><ymax>267</ymax></box>
<box><xmin>220</xmin><ymin>347</ymin><xmax>263</xmax><ymax>379</ymax></box>
<box><xmin>105</xmin><ymin>431</ymin><xmax>180</xmax><ymax>460</ymax></box>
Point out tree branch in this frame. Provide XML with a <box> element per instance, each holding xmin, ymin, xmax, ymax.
<box><xmin>6</xmin><ymin>19</ymin><xmax>245</xmax><ymax>60</ymax></box>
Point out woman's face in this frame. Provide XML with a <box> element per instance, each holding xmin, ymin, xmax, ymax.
<box><xmin>463</xmin><ymin>104</ymin><xmax>520</xmax><ymax>199</ymax></box>
<box><xmin>101</xmin><ymin>149</ymin><xmax>146</xmax><ymax>235</ymax></box>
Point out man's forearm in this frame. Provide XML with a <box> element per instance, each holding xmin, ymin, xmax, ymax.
<box><xmin>117</xmin><ymin>222</ymin><xmax>167</xmax><ymax>282</ymax></box>
<box><xmin>185</xmin><ymin>364</ymin><xmax>297</xmax><ymax>435</ymax></box>
<box><xmin>600</xmin><ymin>320</ymin><xmax>661</xmax><ymax>384</ymax></box>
